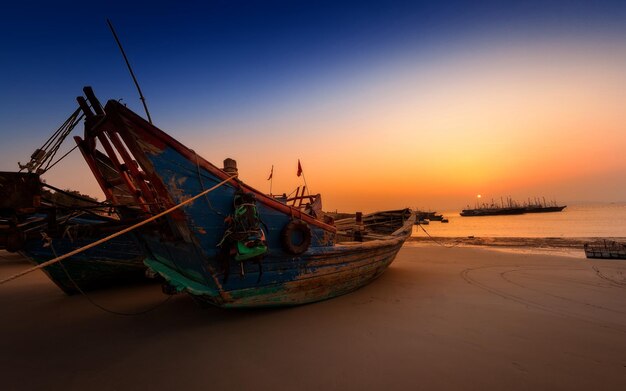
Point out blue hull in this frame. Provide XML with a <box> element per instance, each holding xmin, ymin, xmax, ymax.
<box><xmin>6</xmin><ymin>214</ymin><xmax>147</xmax><ymax>294</ymax></box>
<box><xmin>145</xmin><ymin>234</ymin><xmax>408</xmax><ymax>307</ymax></box>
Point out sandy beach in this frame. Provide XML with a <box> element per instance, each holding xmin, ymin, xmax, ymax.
<box><xmin>1</xmin><ymin>245</ymin><xmax>625</xmax><ymax>390</ymax></box>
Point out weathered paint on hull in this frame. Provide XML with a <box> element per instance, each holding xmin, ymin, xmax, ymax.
<box><xmin>20</xmin><ymin>223</ymin><xmax>146</xmax><ymax>295</ymax></box>
<box><xmin>220</xmin><ymin>242</ymin><xmax>405</xmax><ymax>308</ymax></box>
<box><xmin>31</xmin><ymin>256</ymin><xmax>146</xmax><ymax>295</ymax></box>
<box><xmin>143</xmin><ymin>228</ymin><xmax>411</xmax><ymax>307</ymax></box>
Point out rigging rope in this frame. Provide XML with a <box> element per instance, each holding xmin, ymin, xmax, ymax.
<box><xmin>0</xmin><ymin>174</ymin><xmax>238</xmax><ymax>286</ymax></box>
<box><xmin>42</xmin><ymin>182</ymin><xmax>106</xmax><ymax>205</ymax></box>
<box><xmin>19</xmin><ymin>108</ymin><xmax>84</xmax><ymax>174</ymax></box>
<box><xmin>41</xmin><ymin>144</ymin><xmax>79</xmax><ymax>173</ymax></box>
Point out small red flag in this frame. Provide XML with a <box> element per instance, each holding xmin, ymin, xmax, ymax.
<box><xmin>267</xmin><ymin>165</ymin><xmax>273</xmax><ymax>181</ymax></box>
<box><xmin>297</xmin><ymin>159</ymin><xmax>303</xmax><ymax>177</ymax></box>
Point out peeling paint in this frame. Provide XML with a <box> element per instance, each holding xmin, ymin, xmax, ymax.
<box><xmin>167</xmin><ymin>175</ymin><xmax>190</xmax><ymax>204</ymax></box>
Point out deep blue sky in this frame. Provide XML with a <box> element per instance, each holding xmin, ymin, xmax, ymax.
<box><xmin>2</xmin><ymin>0</ymin><xmax>624</xmax><ymax>126</ymax></box>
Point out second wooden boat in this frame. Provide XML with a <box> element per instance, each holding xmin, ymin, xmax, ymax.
<box><xmin>0</xmin><ymin>171</ymin><xmax>148</xmax><ymax>294</ymax></box>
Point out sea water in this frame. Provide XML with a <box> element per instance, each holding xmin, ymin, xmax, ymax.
<box><xmin>411</xmin><ymin>202</ymin><xmax>626</xmax><ymax>238</ymax></box>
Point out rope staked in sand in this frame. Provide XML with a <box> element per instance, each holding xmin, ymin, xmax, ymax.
<box><xmin>0</xmin><ymin>174</ymin><xmax>238</xmax><ymax>286</ymax></box>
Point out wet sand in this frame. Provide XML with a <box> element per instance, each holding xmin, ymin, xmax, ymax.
<box><xmin>409</xmin><ymin>235</ymin><xmax>626</xmax><ymax>254</ymax></box>
<box><xmin>1</xmin><ymin>246</ymin><xmax>625</xmax><ymax>390</ymax></box>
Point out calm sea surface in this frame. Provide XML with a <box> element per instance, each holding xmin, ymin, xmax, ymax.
<box><xmin>411</xmin><ymin>203</ymin><xmax>626</xmax><ymax>238</ymax></box>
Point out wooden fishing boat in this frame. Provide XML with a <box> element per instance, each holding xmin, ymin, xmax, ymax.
<box><xmin>416</xmin><ymin>210</ymin><xmax>444</xmax><ymax>221</ymax></box>
<box><xmin>73</xmin><ymin>87</ymin><xmax>415</xmax><ymax>307</ymax></box>
<box><xmin>0</xmin><ymin>171</ymin><xmax>148</xmax><ymax>294</ymax></box>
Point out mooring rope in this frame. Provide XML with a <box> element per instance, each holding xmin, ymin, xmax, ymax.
<box><xmin>49</xmin><ymin>241</ymin><xmax>173</xmax><ymax>316</ymax></box>
<box><xmin>416</xmin><ymin>223</ymin><xmax>463</xmax><ymax>248</ymax></box>
<box><xmin>0</xmin><ymin>174</ymin><xmax>238</xmax><ymax>286</ymax></box>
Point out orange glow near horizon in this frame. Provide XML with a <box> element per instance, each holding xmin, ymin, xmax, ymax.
<box><xmin>40</xmin><ymin>37</ymin><xmax>626</xmax><ymax>213</ymax></box>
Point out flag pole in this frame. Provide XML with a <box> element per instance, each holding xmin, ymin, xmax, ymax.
<box><xmin>301</xmin><ymin>172</ymin><xmax>309</xmax><ymax>196</ymax></box>
<box><xmin>298</xmin><ymin>159</ymin><xmax>309</xmax><ymax>196</ymax></box>
<box><xmin>267</xmin><ymin>165</ymin><xmax>274</xmax><ymax>195</ymax></box>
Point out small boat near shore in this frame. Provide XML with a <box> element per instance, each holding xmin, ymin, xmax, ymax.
<box><xmin>415</xmin><ymin>210</ymin><xmax>447</xmax><ymax>224</ymax></box>
<box><xmin>67</xmin><ymin>87</ymin><xmax>415</xmax><ymax>307</ymax></box>
<box><xmin>417</xmin><ymin>211</ymin><xmax>440</xmax><ymax>221</ymax></box>
<box><xmin>584</xmin><ymin>240</ymin><xmax>626</xmax><ymax>260</ymax></box>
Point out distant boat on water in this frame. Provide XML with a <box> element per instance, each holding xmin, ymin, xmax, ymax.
<box><xmin>460</xmin><ymin>207</ymin><xmax>525</xmax><ymax>217</ymax></box>
<box><xmin>460</xmin><ymin>197</ymin><xmax>566</xmax><ymax>217</ymax></box>
<box><xmin>524</xmin><ymin>205</ymin><xmax>567</xmax><ymax>213</ymax></box>
<box><xmin>460</xmin><ymin>197</ymin><xmax>525</xmax><ymax>217</ymax></box>
<box><xmin>523</xmin><ymin>198</ymin><xmax>567</xmax><ymax>213</ymax></box>
<box><xmin>415</xmin><ymin>210</ymin><xmax>447</xmax><ymax>223</ymax></box>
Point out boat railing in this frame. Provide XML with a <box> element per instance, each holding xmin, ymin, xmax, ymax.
<box><xmin>283</xmin><ymin>186</ymin><xmax>316</xmax><ymax>208</ymax></box>
<box><xmin>286</xmin><ymin>195</ymin><xmax>317</xmax><ymax>208</ymax></box>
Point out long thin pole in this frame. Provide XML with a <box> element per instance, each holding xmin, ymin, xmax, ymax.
<box><xmin>298</xmin><ymin>160</ymin><xmax>310</xmax><ymax>196</ymax></box>
<box><xmin>269</xmin><ymin>165</ymin><xmax>273</xmax><ymax>195</ymax></box>
<box><xmin>301</xmin><ymin>172</ymin><xmax>309</xmax><ymax>196</ymax></box>
<box><xmin>107</xmin><ymin>18</ymin><xmax>153</xmax><ymax>124</ymax></box>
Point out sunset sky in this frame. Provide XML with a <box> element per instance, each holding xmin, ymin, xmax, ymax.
<box><xmin>1</xmin><ymin>1</ymin><xmax>625</xmax><ymax>212</ymax></box>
